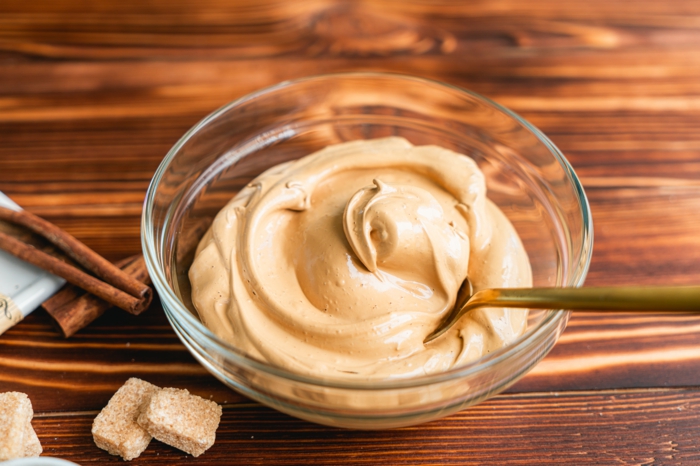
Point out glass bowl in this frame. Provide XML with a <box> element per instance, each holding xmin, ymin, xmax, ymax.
<box><xmin>142</xmin><ymin>73</ymin><xmax>593</xmax><ymax>429</ymax></box>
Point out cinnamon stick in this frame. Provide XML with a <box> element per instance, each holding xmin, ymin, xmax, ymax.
<box><xmin>44</xmin><ymin>255</ymin><xmax>150</xmax><ymax>337</ymax></box>
<box><xmin>41</xmin><ymin>215</ymin><xmax>211</xmax><ymax>337</ymax></box>
<box><xmin>0</xmin><ymin>207</ymin><xmax>150</xmax><ymax>300</ymax></box>
<box><xmin>43</xmin><ymin>255</ymin><xmax>140</xmax><ymax>316</ymax></box>
<box><xmin>0</xmin><ymin>231</ymin><xmax>150</xmax><ymax>314</ymax></box>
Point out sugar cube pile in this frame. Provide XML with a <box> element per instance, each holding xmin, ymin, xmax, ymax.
<box><xmin>92</xmin><ymin>378</ymin><xmax>222</xmax><ymax>461</ymax></box>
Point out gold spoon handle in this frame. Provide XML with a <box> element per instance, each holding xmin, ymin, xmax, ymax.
<box><xmin>424</xmin><ymin>286</ymin><xmax>700</xmax><ymax>343</ymax></box>
<box><xmin>470</xmin><ymin>286</ymin><xmax>700</xmax><ymax>311</ymax></box>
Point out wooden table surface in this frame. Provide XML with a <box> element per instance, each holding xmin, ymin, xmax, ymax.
<box><xmin>2</xmin><ymin>0</ymin><xmax>700</xmax><ymax>464</ymax></box>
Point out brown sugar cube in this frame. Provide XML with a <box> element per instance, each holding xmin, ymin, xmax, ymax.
<box><xmin>0</xmin><ymin>392</ymin><xmax>33</xmax><ymax>461</ymax></box>
<box><xmin>23</xmin><ymin>422</ymin><xmax>42</xmax><ymax>457</ymax></box>
<box><xmin>137</xmin><ymin>388</ymin><xmax>222</xmax><ymax>457</ymax></box>
<box><xmin>92</xmin><ymin>378</ymin><xmax>160</xmax><ymax>461</ymax></box>
<box><xmin>0</xmin><ymin>392</ymin><xmax>41</xmax><ymax>458</ymax></box>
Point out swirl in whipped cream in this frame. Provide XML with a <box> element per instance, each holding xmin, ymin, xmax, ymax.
<box><xmin>189</xmin><ymin>137</ymin><xmax>532</xmax><ymax>379</ymax></box>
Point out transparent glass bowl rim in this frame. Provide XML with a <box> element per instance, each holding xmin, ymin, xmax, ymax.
<box><xmin>141</xmin><ymin>71</ymin><xmax>593</xmax><ymax>391</ymax></box>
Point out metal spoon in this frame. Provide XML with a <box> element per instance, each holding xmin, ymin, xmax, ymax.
<box><xmin>424</xmin><ymin>285</ymin><xmax>700</xmax><ymax>344</ymax></box>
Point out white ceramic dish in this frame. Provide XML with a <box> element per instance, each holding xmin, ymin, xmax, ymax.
<box><xmin>1</xmin><ymin>458</ymin><xmax>80</xmax><ymax>466</ymax></box>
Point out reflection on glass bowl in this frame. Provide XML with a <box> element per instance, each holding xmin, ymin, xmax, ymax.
<box><xmin>142</xmin><ymin>73</ymin><xmax>593</xmax><ymax>429</ymax></box>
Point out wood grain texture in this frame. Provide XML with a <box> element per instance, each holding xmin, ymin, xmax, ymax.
<box><xmin>32</xmin><ymin>390</ymin><xmax>700</xmax><ymax>465</ymax></box>
<box><xmin>1</xmin><ymin>0</ymin><xmax>700</xmax><ymax>463</ymax></box>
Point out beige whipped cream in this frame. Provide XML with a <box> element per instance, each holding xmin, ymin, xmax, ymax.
<box><xmin>189</xmin><ymin>137</ymin><xmax>532</xmax><ymax>379</ymax></box>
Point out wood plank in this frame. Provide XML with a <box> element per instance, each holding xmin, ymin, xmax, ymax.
<box><xmin>1</xmin><ymin>0</ymin><xmax>700</xmax><ymax>61</ymax></box>
<box><xmin>31</xmin><ymin>389</ymin><xmax>700</xmax><ymax>464</ymax></box>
